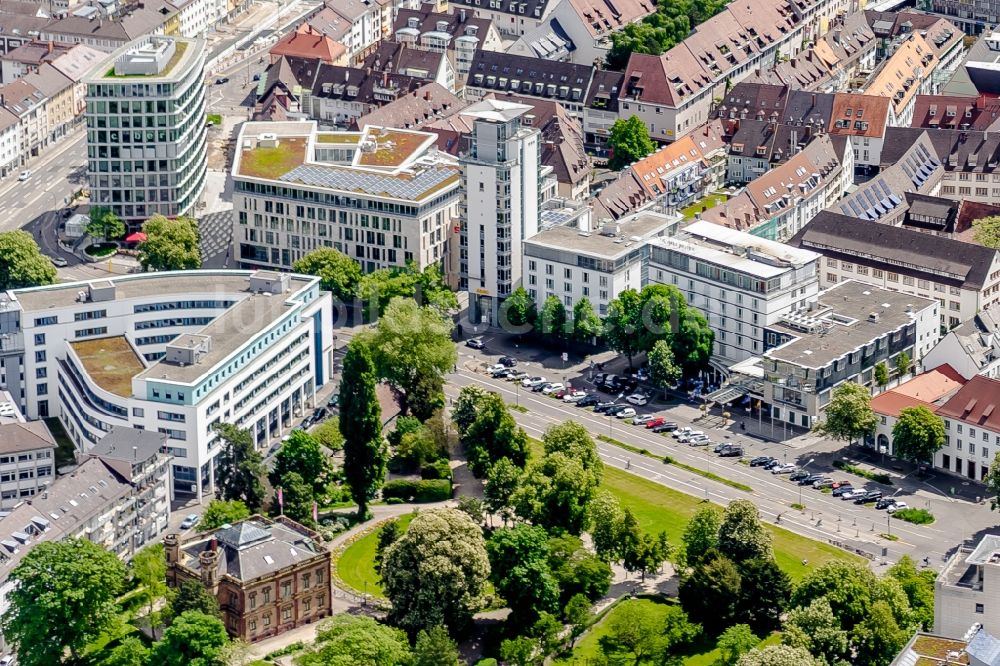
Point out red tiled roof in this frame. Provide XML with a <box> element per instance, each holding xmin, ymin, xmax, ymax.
<box><xmin>935</xmin><ymin>375</ymin><xmax>1000</xmax><ymax>430</ymax></box>
<box><xmin>270</xmin><ymin>25</ymin><xmax>345</xmax><ymax>64</ymax></box>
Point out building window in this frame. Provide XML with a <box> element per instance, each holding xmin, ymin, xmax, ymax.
<box><xmin>263</xmin><ymin>614</ymin><xmax>271</xmax><ymax>627</ymax></box>
<box><xmin>249</xmin><ymin>593</ymin><xmax>257</xmax><ymax>610</ymax></box>
<box><xmin>33</xmin><ymin>334</ymin><xmax>45</xmax><ymax>346</ymax></box>
<box><xmin>250</xmin><ymin>620</ymin><xmax>257</xmax><ymax>632</ymax></box>
<box><xmin>262</xmin><ymin>587</ymin><xmax>271</xmax><ymax>604</ymax></box>
<box><xmin>303</xmin><ymin>598</ymin><xmax>311</xmax><ymax>612</ymax></box>
<box><xmin>281</xmin><ymin>580</ymin><xmax>292</xmax><ymax>599</ymax></box>
<box><xmin>976</xmin><ymin>603</ymin><xmax>985</xmax><ymax>614</ymax></box>
<box><xmin>282</xmin><ymin>606</ymin><xmax>292</xmax><ymax>622</ymax></box>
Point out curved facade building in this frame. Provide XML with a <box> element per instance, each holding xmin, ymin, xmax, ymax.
<box><xmin>0</xmin><ymin>270</ymin><xmax>334</xmax><ymax>499</ymax></box>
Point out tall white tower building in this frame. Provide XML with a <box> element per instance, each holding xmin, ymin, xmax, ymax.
<box><xmin>84</xmin><ymin>36</ymin><xmax>207</xmax><ymax>228</ymax></box>
<box><xmin>459</xmin><ymin>99</ymin><xmax>541</xmax><ymax>325</ymax></box>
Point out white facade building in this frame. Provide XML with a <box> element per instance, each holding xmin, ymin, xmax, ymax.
<box><xmin>0</xmin><ymin>398</ymin><xmax>56</xmax><ymax>512</ymax></box>
<box><xmin>647</xmin><ymin>220</ymin><xmax>822</xmax><ymax>367</ymax></box>
<box><xmin>231</xmin><ymin>121</ymin><xmax>459</xmax><ymax>273</ymax></box>
<box><xmin>460</xmin><ymin>99</ymin><xmax>541</xmax><ymax>324</ymax></box>
<box><xmin>936</xmin><ymin>534</ymin><xmax>1000</xmax><ymax>639</ymax></box>
<box><xmin>84</xmin><ymin>36</ymin><xmax>207</xmax><ymax>227</ymax></box>
<box><xmin>0</xmin><ymin>270</ymin><xmax>334</xmax><ymax>500</ymax></box>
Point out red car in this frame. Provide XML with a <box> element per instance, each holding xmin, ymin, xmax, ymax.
<box><xmin>645</xmin><ymin>417</ymin><xmax>666</xmax><ymax>429</ymax></box>
<box><xmin>554</xmin><ymin>387</ymin><xmax>572</xmax><ymax>399</ymax></box>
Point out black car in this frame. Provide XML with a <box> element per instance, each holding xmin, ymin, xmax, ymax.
<box><xmin>594</xmin><ymin>402</ymin><xmax>617</xmax><ymax>413</ymax></box>
<box><xmin>594</xmin><ymin>372</ymin><xmax>607</xmax><ymax>385</ymax></box>
<box><xmin>651</xmin><ymin>422</ymin><xmax>676</xmax><ymax>433</ymax></box>
<box><xmin>762</xmin><ymin>459</ymin><xmax>782</xmax><ymax>470</ymax></box>
<box><xmin>499</xmin><ymin>356</ymin><xmax>517</xmax><ymax>367</ymax></box>
<box><xmin>749</xmin><ymin>456</ymin><xmax>775</xmax><ymax>467</ymax></box>
<box><xmin>789</xmin><ymin>469</ymin><xmax>810</xmax><ymax>481</ymax></box>
<box><xmin>831</xmin><ymin>485</ymin><xmax>854</xmax><ymax>497</ymax></box>
<box><xmin>854</xmin><ymin>490</ymin><xmax>883</xmax><ymax>504</ymax></box>
<box><xmin>216</xmin><ymin>76</ymin><xmax>229</xmax><ymax>84</ymax></box>
<box><xmin>608</xmin><ymin>404</ymin><xmax>631</xmax><ymax>416</ymax></box>
<box><xmin>719</xmin><ymin>445</ymin><xmax>744</xmax><ymax>457</ymax></box>
<box><xmin>532</xmin><ymin>382</ymin><xmax>551</xmax><ymax>393</ymax></box>
<box><xmin>576</xmin><ymin>395</ymin><xmax>601</xmax><ymax>407</ymax></box>
<box><xmin>798</xmin><ymin>473</ymin><xmax>824</xmax><ymax>486</ymax></box>
<box><xmin>875</xmin><ymin>497</ymin><xmax>897</xmax><ymax>510</ymax></box>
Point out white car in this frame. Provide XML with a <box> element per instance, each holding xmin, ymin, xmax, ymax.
<box><xmin>886</xmin><ymin>501</ymin><xmax>908</xmax><ymax>514</ymax></box>
<box><xmin>17</xmin><ymin>170</ymin><xmax>30</xmax><ymax>181</ymax></box>
<box><xmin>632</xmin><ymin>414</ymin><xmax>655</xmax><ymax>425</ymax></box>
<box><xmin>180</xmin><ymin>513</ymin><xmax>200</xmax><ymax>529</ymax></box>
<box><xmin>673</xmin><ymin>427</ymin><xmax>693</xmax><ymax>439</ymax></box>
<box><xmin>563</xmin><ymin>391</ymin><xmax>587</xmax><ymax>403</ymax></box>
<box><xmin>49</xmin><ymin>256</ymin><xmax>68</xmax><ymax>267</ymax></box>
<box><xmin>616</xmin><ymin>407</ymin><xmax>637</xmax><ymax>419</ymax></box>
<box><xmin>487</xmin><ymin>364</ymin><xmax>506</xmax><ymax>375</ymax></box>
<box><xmin>677</xmin><ymin>430</ymin><xmax>705</xmax><ymax>443</ymax></box>
<box><xmin>626</xmin><ymin>393</ymin><xmax>649</xmax><ymax>406</ymax></box>
<box><xmin>771</xmin><ymin>463</ymin><xmax>797</xmax><ymax>475</ymax></box>
<box><xmin>542</xmin><ymin>382</ymin><xmax>564</xmax><ymax>395</ymax></box>
<box><xmin>523</xmin><ymin>376</ymin><xmax>546</xmax><ymax>388</ymax></box>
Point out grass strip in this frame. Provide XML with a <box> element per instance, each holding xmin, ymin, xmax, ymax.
<box><xmin>597</xmin><ymin>434</ymin><xmax>752</xmax><ymax>492</ymax></box>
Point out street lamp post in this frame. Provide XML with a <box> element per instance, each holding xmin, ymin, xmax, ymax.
<box><xmin>799</xmin><ymin>457</ymin><xmax>815</xmax><ymax>507</ymax></box>
<box><xmin>887</xmin><ymin>513</ymin><xmax>891</xmax><ymax>538</ymax></box>
<box><xmin>609</xmin><ymin>392</ymin><xmax>624</xmax><ymax>437</ymax></box>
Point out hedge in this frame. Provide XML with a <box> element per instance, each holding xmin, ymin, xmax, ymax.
<box><xmin>381</xmin><ymin>479</ymin><xmax>452</xmax><ymax>503</ymax></box>
<box><xmin>420</xmin><ymin>459</ymin><xmax>452</xmax><ymax>480</ymax></box>
<box><xmin>832</xmin><ymin>460</ymin><xmax>892</xmax><ymax>485</ymax></box>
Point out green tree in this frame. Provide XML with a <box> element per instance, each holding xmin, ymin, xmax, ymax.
<box><xmin>514</xmin><ymin>452</ymin><xmax>600</xmax><ymax>535</ymax></box>
<box><xmin>539</xmin><ymin>295</ymin><xmax>570</xmax><ymax>344</ymax></box>
<box><xmin>783</xmin><ymin>597</ymin><xmax>851</xmax><ymax>666</ymax></box>
<box><xmin>487</xmin><ymin>525</ymin><xmax>560</xmax><ymax>627</ymax></box>
<box><xmin>681</xmin><ymin>506</ymin><xmax>721</xmax><ymax>567</ymax></box>
<box><xmin>973</xmin><ymin>215</ymin><xmax>1000</xmax><ymax>249</ymax></box>
<box><xmin>887</xmin><ymin>556</ymin><xmax>937</xmax><ymax>630</ymax></box>
<box><xmin>987</xmin><ymin>450</ymin><xmax>1000</xmax><ymax>510</ymax></box>
<box><xmin>717</xmin><ymin>625</ymin><xmax>760</xmax><ymax>666</ymax></box>
<box><xmin>648</xmin><ymin>339</ymin><xmax>682</xmax><ymax>398</ymax></box>
<box><xmin>718</xmin><ymin>499</ymin><xmax>772</xmax><ymax>563</ymax></box>
<box><xmin>274</xmin><ymin>471</ymin><xmax>314</xmax><ymax>524</ymax></box>
<box><xmin>1</xmin><ymin>538</ymin><xmax>125</xmax><ymax>666</ymax></box>
<box><xmin>736</xmin><ymin>645</ymin><xmax>822</xmax><ymax>666</ymax></box>
<box><xmin>312</xmin><ymin>417</ymin><xmax>344</xmax><ymax>452</ymax></box>
<box><xmin>599</xmin><ymin>600</ymin><xmax>699</xmax><ymax>664</ymax></box>
<box><xmin>502</xmin><ymin>286</ymin><xmax>538</xmax><ymax>333</ymax></box>
<box><xmin>213</xmin><ymin>423</ymin><xmax>266</xmax><ymax>512</ymax></box>
<box><xmin>572</xmin><ymin>297</ymin><xmax>602</xmax><ymax>344</ymax></box>
<box><xmin>169</xmin><ymin>579</ymin><xmax>221</xmax><ymax>620</ymax></box>
<box><xmin>484</xmin><ymin>457</ymin><xmax>522</xmax><ymax>525</ymax></box>
<box><xmin>736</xmin><ymin>557</ymin><xmax>791</xmax><ymax>636</ymax></box>
<box><xmin>542</xmin><ymin>421</ymin><xmax>602</xmax><ymax>479</ymax></box>
<box><xmin>548</xmin><ymin>534</ymin><xmax>612</xmax><ymax>603</ymax></box>
<box><xmin>851</xmin><ymin>600</ymin><xmax>909</xmax><ymax>666</ymax></box>
<box><xmin>0</xmin><ymin>230</ymin><xmax>57</xmax><ymax>290</ymax></box>
<box><xmin>374</xmin><ymin>518</ymin><xmax>403</xmax><ymax>576</ymax></box>
<box><xmin>87</xmin><ymin>206</ymin><xmax>125</xmax><ymax>240</ymax></box>
<box><xmin>139</xmin><ymin>215</ymin><xmax>200</xmax><ymax>271</ymax></box>
<box><xmin>339</xmin><ymin>339</ymin><xmax>386</xmax><ymax>520</ymax></box>
<box><xmin>296</xmin><ymin>614</ymin><xmax>412</xmax><ymax>666</ymax></box>
<box><xmin>790</xmin><ymin>561</ymin><xmax>885</xmax><ymax>630</ymax></box>
<box><xmin>150</xmin><ymin>610</ymin><xmax>229</xmax><ymax>666</ymax></box>
<box><xmin>891</xmin><ymin>405</ymin><xmax>945</xmax><ymax>465</ymax></box>
<box><xmin>874</xmin><ymin>362</ymin><xmax>889</xmax><ymax>390</ymax></box>
<box><xmin>357</xmin><ymin>262</ymin><xmax>458</xmax><ymax>319</ymax></box>
<box><xmin>456</xmin><ymin>495</ymin><xmax>485</xmax><ymax>526</ymax></box>
<box><xmin>603</xmin><ymin>289</ymin><xmax>644</xmax><ymax>367</ymax></box>
<box><xmin>588</xmin><ymin>490</ymin><xmax>625</xmax><ymax>563</ymax></box>
<box><xmin>607</xmin><ymin>115</ymin><xmax>656</xmax><ymax>170</ymax></box>
<box><xmin>130</xmin><ymin>543</ymin><xmax>168</xmax><ymax>639</ymax></box>
<box><xmin>500</xmin><ymin>637</ymin><xmax>537</xmax><ymax>666</ymax></box>
<box><xmin>407</xmin><ymin>371</ymin><xmax>446</xmax><ymax>422</ymax></box>
<box><xmin>100</xmin><ymin>637</ymin><xmax>150</xmax><ymax>666</ymax></box>
<box><xmin>531</xmin><ymin>611</ymin><xmax>564</xmax><ymax>656</ymax></box>
<box><xmin>564</xmin><ymin>593</ymin><xmax>592</xmax><ymax>647</ymax></box>
<box><xmin>413</xmin><ymin>625</ymin><xmax>463</xmax><ymax>666</ymax></box>
<box><xmin>678</xmin><ymin>552</ymin><xmax>742</xmax><ymax>635</ymax></box>
<box><xmin>292</xmin><ymin>247</ymin><xmax>362</xmax><ymax>303</ymax></box>
<box><xmin>817</xmin><ymin>382</ymin><xmax>877</xmax><ymax>446</ymax></box>
<box><xmin>199</xmin><ymin>499</ymin><xmax>251</xmax><ymax>532</ymax></box>
<box><xmin>362</xmin><ymin>298</ymin><xmax>456</xmax><ymax>417</ymax></box>
<box><xmin>382</xmin><ymin>508</ymin><xmax>490</xmax><ymax>635</ymax></box>
<box><xmin>464</xmin><ymin>392</ymin><xmax>528</xmax><ymax>477</ymax></box>
<box><xmin>620</xmin><ymin>515</ymin><xmax>670</xmax><ymax>582</ymax></box>
<box><xmin>270</xmin><ymin>429</ymin><xmax>332</xmax><ymax>496</ymax></box>
<box><xmin>452</xmin><ymin>385</ymin><xmax>487</xmax><ymax>438</ymax></box>
<box><xmin>895</xmin><ymin>351</ymin><xmax>912</xmax><ymax>377</ymax></box>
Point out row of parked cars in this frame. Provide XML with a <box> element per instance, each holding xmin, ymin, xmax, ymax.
<box><xmin>747</xmin><ymin>457</ymin><xmax>908</xmax><ymax>511</ymax></box>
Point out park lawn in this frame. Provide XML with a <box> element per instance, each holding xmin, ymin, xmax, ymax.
<box><xmin>336</xmin><ymin>513</ymin><xmax>416</xmax><ymax>598</ymax></box>
<box><xmin>601</xmin><ymin>467</ymin><xmax>860</xmax><ymax>582</ymax></box>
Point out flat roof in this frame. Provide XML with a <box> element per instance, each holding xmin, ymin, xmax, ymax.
<box><xmin>69</xmin><ymin>336</ymin><xmax>145</xmax><ymax>398</ymax></box>
<box><xmin>766</xmin><ymin>281</ymin><xmax>935</xmax><ymax>368</ymax></box>
<box><xmin>525</xmin><ymin>212</ymin><xmax>679</xmax><ymax>259</ymax></box>
<box><xmin>238</xmin><ymin>137</ymin><xmax>308</xmax><ymax>179</ymax></box>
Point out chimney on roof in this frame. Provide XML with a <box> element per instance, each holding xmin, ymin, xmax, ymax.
<box><xmin>811</xmin><ymin>93</ymin><xmax>816</xmax><ymax>107</ymax></box>
<box><xmin>425</xmin><ymin>89</ymin><xmax>431</xmax><ymax>100</ymax></box>
<box><xmin>460</xmin><ymin>7</ymin><xmax>466</xmax><ymax>21</ymax></box>
<box><xmin>47</xmin><ymin>41</ymin><xmax>53</xmax><ymax>54</ymax></box>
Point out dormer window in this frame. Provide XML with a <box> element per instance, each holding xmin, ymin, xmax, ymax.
<box><xmin>408</xmin><ymin>17</ymin><xmax>419</xmax><ymax>28</ymax></box>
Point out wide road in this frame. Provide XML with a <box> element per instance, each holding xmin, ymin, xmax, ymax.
<box><xmin>442</xmin><ymin>346</ymin><xmax>998</xmax><ymax>572</ymax></box>
<box><xmin>0</xmin><ymin>131</ymin><xmax>86</xmax><ymax>233</ymax></box>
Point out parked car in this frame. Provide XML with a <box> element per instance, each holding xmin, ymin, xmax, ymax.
<box><xmin>327</xmin><ymin>395</ymin><xmax>339</xmax><ymax>409</ymax></box>
<box><xmin>645</xmin><ymin>417</ymin><xmax>666</xmax><ymax>429</ymax></box>
<box><xmin>594</xmin><ymin>401</ymin><xmax>618</xmax><ymax>413</ymax></box>
<box><xmin>812</xmin><ymin>477</ymin><xmax>834</xmax><ymax>489</ymax></box>
<box><xmin>854</xmin><ymin>490</ymin><xmax>883</xmax><ymax>504</ymax></box>
<box><xmin>216</xmin><ymin>76</ymin><xmax>229</xmax><ymax>83</ymax></box>
<box><xmin>602</xmin><ymin>374</ymin><xmax>619</xmax><ymax>387</ymax></box>
<box><xmin>875</xmin><ymin>497</ymin><xmax>896</xmax><ymax>510</ymax></box>
<box><xmin>687</xmin><ymin>435</ymin><xmax>712</xmax><ymax>446</ymax></box>
<box><xmin>553</xmin><ymin>388</ymin><xmax>571</xmax><ymax>398</ymax></box>
<box><xmin>636</xmin><ymin>368</ymin><xmax>650</xmax><ymax>381</ymax></box>
<box><xmin>608</xmin><ymin>404</ymin><xmax>633</xmax><ymax>416</ymax></box>
<box><xmin>533</xmin><ymin>382</ymin><xmax>552</xmax><ymax>393</ymax></box>
<box><xmin>832</xmin><ymin>485</ymin><xmax>854</xmax><ymax>497</ymax></box>
<box><xmin>499</xmin><ymin>356</ymin><xmax>517</xmax><ymax>367</ymax></box>
<box><xmin>632</xmin><ymin>414</ymin><xmax>656</xmax><ymax>425</ymax></box>
<box><xmin>677</xmin><ymin>430</ymin><xmax>705</xmax><ymax>443</ymax></box>
<box><xmin>560</xmin><ymin>391</ymin><xmax>584</xmax><ymax>403</ymax></box>
<box><xmin>465</xmin><ymin>338</ymin><xmax>485</xmax><ymax>349</ymax></box>
<box><xmin>594</xmin><ymin>372</ymin><xmax>607</xmax><ymax>385</ymax></box>
<box><xmin>719</xmin><ymin>444</ymin><xmax>744</xmax><ymax>457</ymax></box>
<box><xmin>49</xmin><ymin>256</ymin><xmax>68</xmax><ymax>267</ymax></box>
<box><xmin>840</xmin><ymin>489</ymin><xmax>863</xmax><ymax>501</ymax></box>
<box><xmin>626</xmin><ymin>393</ymin><xmax>649</xmax><ymax>406</ymax></box>
<box><xmin>887</xmin><ymin>501</ymin><xmax>909</xmax><ymax>514</ymax></box>
<box><xmin>750</xmin><ymin>456</ymin><xmax>775</xmax><ymax>467</ymax></box>
<box><xmin>487</xmin><ymin>364</ymin><xmax>507</xmax><ymax>376</ymax></box>
<box><xmin>508</xmin><ymin>371</ymin><xmax>529</xmax><ymax>382</ymax></box>
<box><xmin>523</xmin><ymin>376</ymin><xmax>546</xmax><ymax>388</ymax></box>
<box><xmin>652</xmin><ymin>422</ymin><xmax>677</xmax><ymax>433</ymax></box>
<box><xmin>714</xmin><ymin>442</ymin><xmax>731</xmax><ymax>454</ymax></box>
<box><xmin>771</xmin><ymin>464</ymin><xmax>797</xmax><ymax>475</ymax></box>
<box><xmin>576</xmin><ymin>395</ymin><xmax>601</xmax><ymax>407</ymax></box>
<box><xmin>789</xmin><ymin>469</ymin><xmax>811</xmax><ymax>482</ymax></box>
<box><xmin>798</xmin><ymin>473</ymin><xmax>825</xmax><ymax>486</ymax></box>
<box><xmin>673</xmin><ymin>427</ymin><xmax>693</xmax><ymax>439</ymax></box>
<box><xmin>831</xmin><ymin>480</ymin><xmax>852</xmax><ymax>489</ymax></box>
<box><xmin>17</xmin><ymin>170</ymin><xmax>30</xmax><ymax>181</ymax></box>
<box><xmin>616</xmin><ymin>407</ymin><xmax>637</xmax><ymax>419</ymax></box>
<box><xmin>180</xmin><ymin>514</ymin><xmax>200</xmax><ymax>529</ymax></box>
<box><xmin>542</xmin><ymin>382</ymin><xmax>565</xmax><ymax>395</ymax></box>
<box><xmin>763</xmin><ymin>459</ymin><xmax>782</xmax><ymax>470</ymax></box>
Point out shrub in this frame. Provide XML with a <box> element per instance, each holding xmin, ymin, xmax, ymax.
<box><xmin>420</xmin><ymin>459</ymin><xmax>452</xmax><ymax>480</ymax></box>
<box><xmin>381</xmin><ymin>479</ymin><xmax>452</xmax><ymax>503</ymax></box>
<box><xmin>832</xmin><ymin>460</ymin><xmax>892</xmax><ymax>485</ymax></box>
<box><xmin>892</xmin><ymin>508</ymin><xmax>934</xmax><ymax>525</ymax></box>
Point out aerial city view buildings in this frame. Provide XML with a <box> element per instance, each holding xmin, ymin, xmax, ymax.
<box><xmin>3</xmin><ymin>0</ymin><xmax>1000</xmax><ymax>662</ymax></box>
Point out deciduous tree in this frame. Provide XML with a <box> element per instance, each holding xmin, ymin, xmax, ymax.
<box><xmin>895</xmin><ymin>351</ymin><xmax>912</xmax><ymax>377</ymax></box>
<box><xmin>199</xmin><ymin>499</ymin><xmax>251</xmax><ymax>532</ymax></box>
<box><xmin>464</xmin><ymin>392</ymin><xmax>528</xmax><ymax>477</ymax></box>
<box><xmin>572</xmin><ymin>297</ymin><xmax>602</xmax><ymax>344</ymax></box>
<box><xmin>0</xmin><ymin>230</ymin><xmax>56</xmax><ymax>290</ymax></box>
<box><xmin>130</xmin><ymin>543</ymin><xmax>167</xmax><ymax>638</ymax></box>
<box><xmin>502</xmin><ymin>286</ymin><xmax>537</xmax><ymax>333</ymax></box>
<box><xmin>339</xmin><ymin>339</ymin><xmax>386</xmax><ymax>520</ymax></box>
<box><xmin>736</xmin><ymin>645</ymin><xmax>822</xmax><ymax>666</ymax></box>
<box><xmin>783</xmin><ymin>597</ymin><xmax>851</xmax><ymax>666</ymax></box>
<box><xmin>139</xmin><ymin>215</ymin><xmax>200</xmax><ymax>271</ymax></box>
<box><xmin>588</xmin><ymin>491</ymin><xmax>625</xmax><ymax>563</ymax></box>
<box><xmin>564</xmin><ymin>594</ymin><xmax>591</xmax><ymax>647</ymax></box>
<box><xmin>648</xmin><ymin>339</ymin><xmax>682</xmax><ymax>398</ymax></box>
<box><xmin>603</xmin><ymin>289</ymin><xmax>644</xmax><ymax>368</ymax></box>
<box><xmin>484</xmin><ymin>456</ymin><xmax>522</xmax><ymax>525</ymax></box>
<box><xmin>514</xmin><ymin>452</ymin><xmax>600</xmax><ymax>535</ymax></box>
<box><xmin>213</xmin><ymin>423</ymin><xmax>266</xmax><ymax>512</ymax></box>
<box><xmin>718</xmin><ymin>499</ymin><xmax>772</xmax><ymax>563</ymax></box>
<box><xmin>790</xmin><ymin>561</ymin><xmax>883</xmax><ymax>630</ymax></box>
<box><xmin>887</xmin><ymin>556</ymin><xmax>937</xmax><ymax>630</ymax></box>
<box><xmin>274</xmin><ymin>471</ymin><xmax>314</xmax><ymax>525</ymax></box>
<box><xmin>382</xmin><ymin>508</ymin><xmax>490</xmax><ymax>635</ymax></box>
<box><xmin>312</xmin><ymin>417</ymin><xmax>344</xmax><ymax>452</ymax></box>
<box><xmin>736</xmin><ymin>557</ymin><xmax>791</xmax><ymax>636</ymax></box>
<box><xmin>270</xmin><ymin>429</ymin><xmax>332</xmax><ymax>495</ymax></box>
<box><xmin>716</xmin><ymin>624</ymin><xmax>759</xmax><ymax>666</ymax></box>
<box><xmin>539</xmin><ymin>295</ymin><xmax>569</xmax><ymax>344</ymax></box>
<box><xmin>875</xmin><ymin>362</ymin><xmax>889</xmax><ymax>390</ymax></box>
<box><xmin>548</xmin><ymin>534</ymin><xmax>612</xmax><ymax>603</ymax></box>
<box><xmin>816</xmin><ymin>382</ymin><xmax>876</xmax><ymax>446</ymax></box>
<box><xmin>374</xmin><ymin>518</ymin><xmax>403</xmax><ymax>576</ymax></box>
<box><xmin>150</xmin><ymin>610</ymin><xmax>230</xmax><ymax>666</ymax></box>
<box><xmin>974</xmin><ymin>215</ymin><xmax>1000</xmax><ymax>249</ymax></box>
<box><xmin>851</xmin><ymin>600</ymin><xmax>909</xmax><ymax>666</ymax></box>
<box><xmin>357</xmin><ymin>262</ymin><xmax>457</xmax><ymax>319</ymax></box>
<box><xmin>453</xmin><ymin>385</ymin><xmax>487</xmax><ymax>438</ymax></box>
<box><xmin>678</xmin><ymin>551</ymin><xmax>741</xmax><ymax>635</ymax></box>
<box><xmin>892</xmin><ymin>405</ymin><xmax>945</xmax><ymax>465</ymax></box>
<box><xmin>169</xmin><ymin>579</ymin><xmax>220</xmax><ymax>620</ymax></box>
<box><xmin>486</xmin><ymin>525</ymin><xmax>559</xmax><ymax>627</ymax></box>
<box><xmin>292</xmin><ymin>247</ymin><xmax>362</xmax><ymax>303</ymax></box>
<box><xmin>87</xmin><ymin>206</ymin><xmax>125</xmax><ymax>240</ymax></box>
<box><xmin>681</xmin><ymin>505</ymin><xmax>721</xmax><ymax>567</ymax></box>
<box><xmin>413</xmin><ymin>625</ymin><xmax>463</xmax><ymax>666</ymax></box>
<box><xmin>100</xmin><ymin>637</ymin><xmax>150</xmax><ymax>666</ymax></box>
<box><xmin>607</xmin><ymin>116</ymin><xmax>655</xmax><ymax>170</ymax></box>
<box><xmin>297</xmin><ymin>615</ymin><xmax>412</xmax><ymax>666</ymax></box>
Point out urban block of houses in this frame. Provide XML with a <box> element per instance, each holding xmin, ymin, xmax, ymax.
<box><xmin>935</xmin><ymin>534</ymin><xmax>1000</xmax><ymax>641</ymax></box>
<box><xmin>870</xmin><ymin>363</ymin><xmax>966</xmax><ymax>457</ymax></box>
<box><xmin>0</xmin><ymin>395</ymin><xmax>56</xmax><ymax>512</ymax></box>
<box><xmin>465</xmin><ymin>50</ymin><xmax>594</xmax><ymax>117</ymax></box>
<box><xmin>393</xmin><ymin>8</ymin><xmax>502</xmax><ymax>85</ymax></box>
<box><xmin>269</xmin><ymin>24</ymin><xmax>348</xmax><ymax>66</ymax></box>
<box><xmin>924</xmin><ymin>305</ymin><xmax>1000</xmax><ymax>380</ymax></box>
<box><xmin>861</xmin><ymin>31</ymin><xmax>939</xmax><ymax>127</ymax></box>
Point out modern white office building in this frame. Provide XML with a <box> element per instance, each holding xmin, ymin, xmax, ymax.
<box><xmin>84</xmin><ymin>35</ymin><xmax>207</xmax><ymax>227</ymax></box>
<box><xmin>460</xmin><ymin>99</ymin><xmax>541</xmax><ymax>324</ymax></box>
<box><xmin>231</xmin><ymin>121</ymin><xmax>460</xmax><ymax>274</ymax></box>
<box><xmin>646</xmin><ymin>220</ymin><xmax>821</xmax><ymax>367</ymax></box>
<box><xmin>0</xmin><ymin>270</ymin><xmax>334</xmax><ymax>500</ymax></box>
